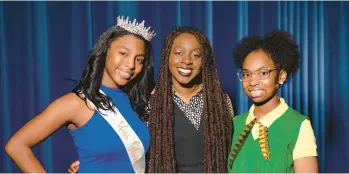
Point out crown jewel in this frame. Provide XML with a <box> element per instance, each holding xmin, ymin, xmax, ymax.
<box><xmin>116</xmin><ymin>16</ymin><xmax>156</xmax><ymax>41</ymax></box>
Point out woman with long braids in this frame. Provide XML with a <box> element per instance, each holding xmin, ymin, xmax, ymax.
<box><xmin>146</xmin><ymin>26</ymin><xmax>234</xmax><ymax>173</ymax></box>
<box><xmin>68</xmin><ymin>26</ymin><xmax>234</xmax><ymax>173</ymax></box>
<box><xmin>5</xmin><ymin>16</ymin><xmax>156</xmax><ymax>173</ymax></box>
<box><xmin>227</xmin><ymin>30</ymin><xmax>318</xmax><ymax>173</ymax></box>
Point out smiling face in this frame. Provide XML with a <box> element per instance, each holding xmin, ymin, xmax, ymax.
<box><xmin>241</xmin><ymin>49</ymin><xmax>286</xmax><ymax>105</ymax></box>
<box><xmin>102</xmin><ymin>34</ymin><xmax>145</xmax><ymax>88</ymax></box>
<box><xmin>169</xmin><ymin>33</ymin><xmax>202</xmax><ymax>87</ymax></box>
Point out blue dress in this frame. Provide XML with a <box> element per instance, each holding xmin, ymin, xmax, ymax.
<box><xmin>69</xmin><ymin>85</ymin><xmax>150</xmax><ymax>173</ymax></box>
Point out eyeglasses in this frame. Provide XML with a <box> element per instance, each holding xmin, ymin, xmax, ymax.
<box><xmin>237</xmin><ymin>68</ymin><xmax>279</xmax><ymax>82</ymax></box>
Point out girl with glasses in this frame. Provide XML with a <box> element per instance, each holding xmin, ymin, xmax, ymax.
<box><xmin>228</xmin><ymin>30</ymin><xmax>318</xmax><ymax>173</ymax></box>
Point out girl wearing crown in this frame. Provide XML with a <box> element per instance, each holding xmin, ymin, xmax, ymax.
<box><xmin>227</xmin><ymin>30</ymin><xmax>318</xmax><ymax>173</ymax></box>
<box><xmin>5</xmin><ymin>16</ymin><xmax>156</xmax><ymax>173</ymax></box>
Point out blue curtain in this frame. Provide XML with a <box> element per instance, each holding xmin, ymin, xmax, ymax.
<box><xmin>0</xmin><ymin>1</ymin><xmax>348</xmax><ymax>172</ymax></box>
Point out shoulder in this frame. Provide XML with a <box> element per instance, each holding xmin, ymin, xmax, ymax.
<box><xmin>284</xmin><ymin>108</ymin><xmax>308</xmax><ymax>122</ymax></box>
<box><xmin>299</xmin><ymin>119</ymin><xmax>314</xmax><ymax>132</ymax></box>
<box><xmin>222</xmin><ymin>92</ymin><xmax>231</xmax><ymax>100</ymax></box>
<box><xmin>233</xmin><ymin>112</ymin><xmax>249</xmax><ymax>122</ymax></box>
<box><xmin>222</xmin><ymin>93</ymin><xmax>235</xmax><ymax>117</ymax></box>
<box><xmin>232</xmin><ymin>112</ymin><xmax>249</xmax><ymax>133</ymax></box>
<box><xmin>48</xmin><ymin>93</ymin><xmax>94</xmax><ymax>119</ymax></box>
<box><xmin>56</xmin><ymin>93</ymin><xmax>91</xmax><ymax>109</ymax></box>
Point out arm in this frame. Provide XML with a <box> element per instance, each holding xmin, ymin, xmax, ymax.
<box><xmin>294</xmin><ymin>156</ymin><xmax>318</xmax><ymax>173</ymax></box>
<box><xmin>293</xmin><ymin>119</ymin><xmax>319</xmax><ymax>173</ymax></box>
<box><xmin>4</xmin><ymin>93</ymin><xmax>86</xmax><ymax>173</ymax></box>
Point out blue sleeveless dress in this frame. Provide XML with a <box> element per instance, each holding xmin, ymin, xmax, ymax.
<box><xmin>69</xmin><ymin>85</ymin><xmax>150</xmax><ymax>173</ymax></box>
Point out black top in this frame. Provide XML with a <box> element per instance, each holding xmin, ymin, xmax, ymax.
<box><xmin>144</xmin><ymin>87</ymin><xmax>234</xmax><ymax>173</ymax></box>
<box><xmin>173</xmin><ymin>101</ymin><xmax>205</xmax><ymax>173</ymax></box>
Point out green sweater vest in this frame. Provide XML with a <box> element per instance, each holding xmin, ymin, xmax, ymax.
<box><xmin>228</xmin><ymin>108</ymin><xmax>307</xmax><ymax>173</ymax></box>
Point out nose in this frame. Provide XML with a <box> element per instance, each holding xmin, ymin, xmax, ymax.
<box><xmin>181</xmin><ymin>54</ymin><xmax>193</xmax><ymax>65</ymax></box>
<box><xmin>124</xmin><ymin>55</ymin><xmax>135</xmax><ymax>70</ymax></box>
<box><xmin>248</xmin><ymin>73</ymin><xmax>260</xmax><ymax>86</ymax></box>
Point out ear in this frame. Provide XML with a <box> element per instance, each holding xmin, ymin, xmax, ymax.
<box><xmin>278</xmin><ymin>70</ymin><xmax>287</xmax><ymax>85</ymax></box>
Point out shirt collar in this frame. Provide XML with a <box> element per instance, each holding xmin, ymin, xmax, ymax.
<box><xmin>171</xmin><ymin>85</ymin><xmax>203</xmax><ymax>99</ymax></box>
<box><xmin>246</xmin><ymin>98</ymin><xmax>289</xmax><ymax>127</ymax></box>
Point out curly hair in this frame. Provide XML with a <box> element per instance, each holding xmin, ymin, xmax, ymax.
<box><xmin>233</xmin><ymin>30</ymin><xmax>301</xmax><ymax>79</ymax></box>
<box><xmin>146</xmin><ymin>26</ymin><xmax>233</xmax><ymax>173</ymax></box>
<box><xmin>72</xmin><ymin>26</ymin><xmax>154</xmax><ymax>118</ymax></box>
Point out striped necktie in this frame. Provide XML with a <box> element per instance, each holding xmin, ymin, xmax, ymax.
<box><xmin>258</xmin><ymin>120</ymin><xmax>270</xmax><ymax>161</ymax></box>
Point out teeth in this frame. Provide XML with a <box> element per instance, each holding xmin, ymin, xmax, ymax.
<box><xmin>179</xmin><ymin>68</ymin><xmax>192</xmax><ymax>74</ymax></box>
<box><xmin>250</xmin><ymin>90</ymin><xmax>263</xmax><ymax>97</ymax></box>
<box><xmin>118</xmin><ymin>69</ymin><xmax>131</xmax><ymax>78</ymax></box>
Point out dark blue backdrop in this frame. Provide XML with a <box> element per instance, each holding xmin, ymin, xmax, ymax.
<box><xmin>1</xmin><ymin>1</ymin><xmax>348</xmax><ymax>172</ymax></box>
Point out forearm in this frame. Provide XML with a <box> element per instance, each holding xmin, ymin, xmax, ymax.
<box><xmin>5</xmin><ymin>144</ymin><xmax>47</xmax><ymax>173</ymax></box>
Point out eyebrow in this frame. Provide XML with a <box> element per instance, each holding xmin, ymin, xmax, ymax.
<box><xmin>172</xmin><ymin>45</ymin><xmax>201</xmax><ymax>50</ymax></box>
<box><xmin>242</xmin><ymin>66</ymin><xmax>271</xmax><ymax>71</ymax></box>
<box><xmin>116</xmin><ymin>46</ymin><xmax>145</xmax><ymax>57</ymax></box>
<box><xmin>192</xmin><ymin>48</ymin><xmax>202</xmax><ymax>52</ymax></box>
<box><xmin>136</xmin><ymin>53</ymin><xmax>145</xmax><ymax>57</ymax></box>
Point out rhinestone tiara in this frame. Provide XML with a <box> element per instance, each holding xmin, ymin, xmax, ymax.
<box><xmin>116</xmin><ymin>16</ymin><xmax>156</xmax><ymax>41</ymax></box>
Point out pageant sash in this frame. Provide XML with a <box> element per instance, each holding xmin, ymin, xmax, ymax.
<box><xmin>91</xmin><ymin>90</ymin><xmax>146</xmax><ymax>173</ymax></box>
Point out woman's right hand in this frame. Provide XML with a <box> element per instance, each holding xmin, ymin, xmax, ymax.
<box><xmin>68</xmin><ymin>160</ymin><xmax>80</xmax><ymax>173</ymax></box>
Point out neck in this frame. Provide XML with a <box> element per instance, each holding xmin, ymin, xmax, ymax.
<box><xmin>101</xmin><ymin>70</ymin><xmax>119</xmax><ymax>89</ymax></box>
<box><xmin>172</xmin><ymin>81</ymin><xmax>202</xmax><ymax>104</ymax></box>
<box><xmin>253</xmin><ymin>94</ymin><xmax>281</xmax><ymax>119</ymax></box>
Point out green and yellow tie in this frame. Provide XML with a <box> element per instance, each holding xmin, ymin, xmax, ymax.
<box><xmin>258</xmin><ymin>121</ymin><xmax>270</xmax><ymax>161</ymax></box>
